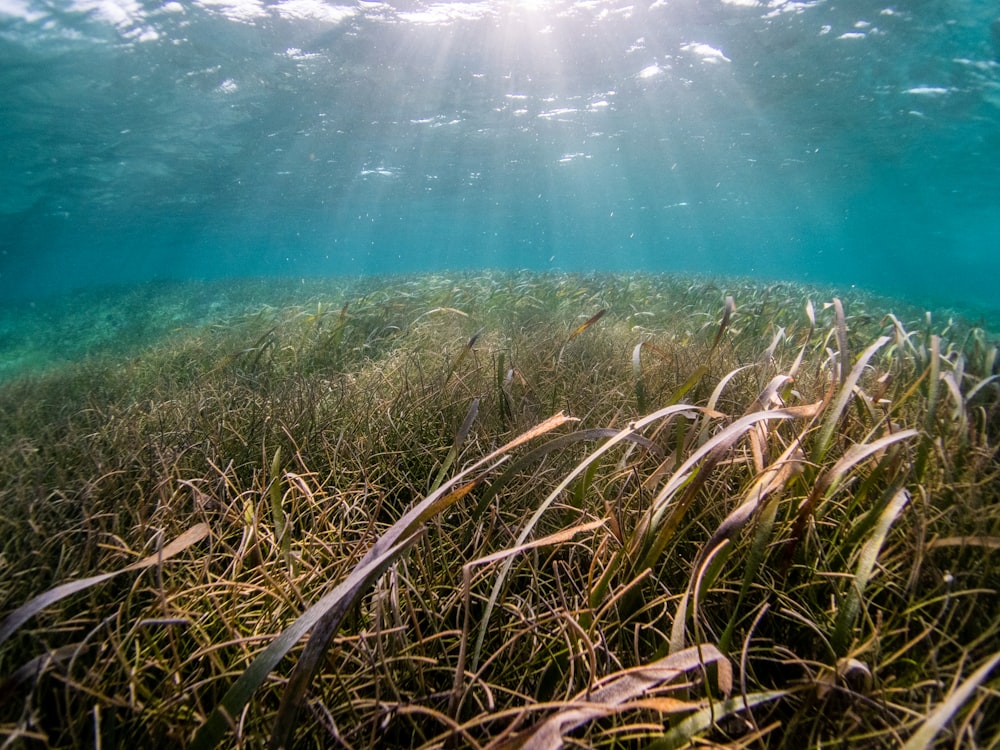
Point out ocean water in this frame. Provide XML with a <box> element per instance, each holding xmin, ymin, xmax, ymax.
<box><xmin>1</xmin><ymin>1</ymin><xmax>998</xmax><ymax>313</ymax></box>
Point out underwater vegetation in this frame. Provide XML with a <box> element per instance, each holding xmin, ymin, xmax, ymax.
<box><xmin>1</xmin><ymin>271</ymin><xmax>999</xmax><ymax>748</ymax></box>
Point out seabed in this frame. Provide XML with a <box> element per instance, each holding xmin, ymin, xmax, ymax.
<box><xmin>1</xmin><ymin>270</ymin><xmax>998</xmax><ymax>748</ymax></box>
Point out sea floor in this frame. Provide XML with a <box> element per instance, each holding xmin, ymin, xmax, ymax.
<box><xmin>2</xmin><ymin>270</ymin><xmax>994</xmax><ymax>385</ymax></box>
<box><xmin>1</xmin><ymin>269</ymin><xmax>998</xmax><ymax>747</ymax></box>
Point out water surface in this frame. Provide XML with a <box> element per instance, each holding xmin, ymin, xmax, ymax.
<box><xmin>2</xmin><ymin>1</ymin><xmax>998</xmax><ymax>314</ymax></box>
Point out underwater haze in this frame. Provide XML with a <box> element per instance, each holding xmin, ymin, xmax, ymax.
<box><xmin>1</xmin><ymin>0</ymin><xmax>999</xmax><ymax>312</ymax></box>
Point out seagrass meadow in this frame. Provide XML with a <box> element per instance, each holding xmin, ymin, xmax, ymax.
<box><xmin>1</xmin><ymin>271</ymin><xmax>999</xmax><ymax>749</ymax></box>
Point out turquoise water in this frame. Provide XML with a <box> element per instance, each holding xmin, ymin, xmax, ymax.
<box><xmin>1</xmin><ymin>1</ymin><xmax>999</xmax><ymax>312</ymax></box>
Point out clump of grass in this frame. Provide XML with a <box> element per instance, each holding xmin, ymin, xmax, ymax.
<box><xmin>1</xmin><ymin>271</ymin><xmax>999</xmax><ymax>749</ymax></box>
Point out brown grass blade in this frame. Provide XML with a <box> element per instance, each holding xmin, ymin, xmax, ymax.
<box><xmin>511</xmin><ymin>645</ymin><xmax>731</xmax><ymax>750</ymax></box>
<box><xmin>634</xmin><ymin>403</ymin><xmax>823</xmax><ymax>571</ymax></box>
<box><xmin>901</xmin><ymin>651</ymin><xmax>1000</xmax><ymax>750</ymax></box>
<box><xmin>451</xmin><ymin>520</ymin><xmax>607</xmax><ymax>720</ymax></box>
<box><xmin>471</xmin><ymin>404</ymin><xmax>717</xmax><ymax>672</ymax></box>
<box><xmin>567</xmin><ymin>309</ymin><xmax>607</xmax><ymax>342</ymax></box>
<box><xmin>194</xmin><ymin>532</ymin><xmax>422</xmax><ymax>750</ymax></box>
<box><xmin>783</xmin><ymin>428</ymin><xmax>918</xmax><ymax>568</ymax></box>
<box><xmin>0</xmin><ymin>523</ymin><xmax>210</xmax><ymax>647</ymax></box>
<box><xmin>927</xmin><ymin>536</ymin><xmax>1000</xmax><ymax>550</ymax></box>
<box><xmin>832</xmin><ymin>487</ymin><xmax>910</xmax><ymax>655</ymax></box>
<box><xmin>265</xmin><ymin>413</ymin><xmax>576</xmax><ymax>750</ymax></box>
<box><xmin>813</xmin><ymin>335</ymin><xmax>891</xmax><ymax>465</ymax></box>
<box><xmin>710</xmin><ymin>296</ymin><xmax>736</xmax><ymax>353</ymax></box>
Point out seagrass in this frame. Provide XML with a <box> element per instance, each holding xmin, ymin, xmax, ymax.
<box><xmin>1</xmin><ymin>270</ymin><xmax>998</xmax><ymax>749</ymax></box>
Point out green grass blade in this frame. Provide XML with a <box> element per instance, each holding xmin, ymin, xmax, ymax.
<box><xmin>515</xmin><ymin>644</ymin><xmax>731</xmax><ymax>750</ymax></box>
<box><xmin>633</xmin><ymin>342</ymin><xmax>648</xmax><ymax>412</ymax></box>
<box><xmin>901</xmin><ymin>651</ymin><xmax>1000</xmax><ymax>750</ymax></box>
<box><xmin>443</xmin><ymin>329</ymin><xmax>482</xmax><ymax>386</ymax></box>
<box><xmin>644</xmin><ymin>690</ymin><xmax>787</xmax><ymax>750</ymax></box>
<box><xmin>832</xmin><ymin>297</ymin><xmax>849</xmax><ymax>386</ymax></box>
<box><xmin>784</xmin><ymin>428</ymin><xmax>918</xmax><ymax>567</ymax></box>
<box><xmin>914</xmin><ymin>334</ymin><xmax>941</xmax><ymax>481</ymax></box>
<box><xmin>265</xmin><ymin>413</ymin><xmax>575</xmax><ymax>749</ymax></box>
<box><xmin>635</xmin><ymin>403</ymin><xmax>822</xmax><ymax>572</ymax></box>
<box><xmin>193</xmin><ymin>533</ymin><xmax>421</xmax><ymax>750</ymax></box>
<box><xmin>430</xmin><ymin>397</ymin><xmax>480</xmax><ymax>492</ymax></box>
<box><xmin>702</xmin><ymin>441</ymin><xmax>806</xmax><ymax>652</ymax></box>
<box><xmin>832</xmin><ymin>488</ymin><xmax>910</xmax><ymax>656</ymax></box>
<box><xmin>669</xmin><ymin>364</ymin><xmax>709</xmax><ymax>406</ymax></box>
<box><xmin>669</xmin><ymin>540</ymin><xmax>731</xmax><ymax>654</ymax></box>
<box><xmin>471</xmin><ymin>404</ymin><xmax>714</xmax><ymax>672</ymax></box>
<box><xmin>813</xmin><ymin>335</ymin><xmax>891</xmax><ymax>466</ymax></box>
<box><xmin>267</xmin><ymin>447</ymin><xmax>294</xmax><ymax>575</ymax></box>
<box><xmin>0</xmin><ymin>523</ymin><xmax>210</xmax><ymax>648</ymax></box>
<box><xmin>466</xmin><ymin>427</ymin><xmax>658</xmax><ymax>533</ymax></box>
